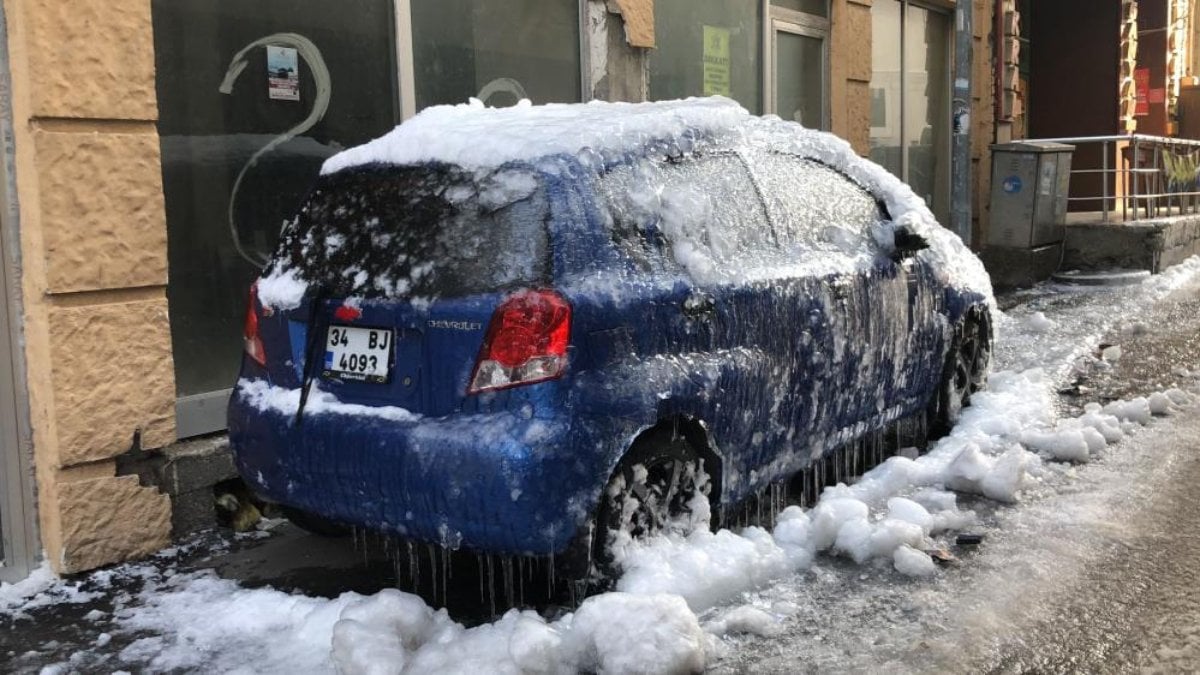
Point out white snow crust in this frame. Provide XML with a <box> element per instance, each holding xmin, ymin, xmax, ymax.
<box><xmin>237</xmin><ymin>378</ymin><xmax>421</xmax><ymax>423</ymax></box>
<box><xmin>259</xmin><ymin>97</ymin><xmax>992</xmax><ymax>310</ymax></box>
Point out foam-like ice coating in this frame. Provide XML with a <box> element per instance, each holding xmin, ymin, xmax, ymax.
<box><xmin>236</xmin><ymin>378</ymin><xmax>421</xmax><ymax>423</ymax></box>
<box><xmin>259</xmin><ymin>97</ymin><xmax>992</xmax><ymax>310</ymax></box>
<box><xmin>321</xmin><ymin>97</ymin><xmax>747</xmax><ymax>175</ymax></box>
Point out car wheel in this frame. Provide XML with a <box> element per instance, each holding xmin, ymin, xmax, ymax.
<box><xmin>930</xmin><ymin>309</ymin><xmax>990</xmax><ymax>438</ymax></box>
<box><xmin>281</xmin><ymin>505</ymin><xmax>351</xmax><ymax>538</ymax></box>
<box><xmin>580</xmin><ymin>429</ymin><xmax>708</xmax><ymax>585</ymax></box>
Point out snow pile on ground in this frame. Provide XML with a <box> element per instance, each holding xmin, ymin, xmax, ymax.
<box><xmin>77</xmin><ymin>373</ymin><xmax>1191</xmax><ymax>674</ymax></box>
<box><xmin>110</xmin><ymin>571</ymin><xmax>706</xmax><ymax>675</ymax></box>
<box><xmin>611</xmin><ymin>368</ymin><xmax>1194</xmax><ymax>615</ymax></box>
<box><xmin>0</xmin><ymin>562</ymin><xmax>59</xmax><ymax>614</ymax></box>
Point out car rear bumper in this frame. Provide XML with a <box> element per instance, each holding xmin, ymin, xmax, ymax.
<box><xmin>227</xmin><ymin>379</ymin><xmax>605</xmax><ymax>555</ymax></box>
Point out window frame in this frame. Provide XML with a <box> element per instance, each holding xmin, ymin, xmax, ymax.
<box><xmin>763</xmin><ymin>0</ymin><xmax>830</xmax><ymax>128</ymax></box>
<box><xmin>393</xmin><ymin>0</ymin><xmax>590</xmax><ymax>121</ymax></box>
<box><xmin>869</xmin><ymin>0</ymin><xmax>953</xmax><ymax>218</ymax></box>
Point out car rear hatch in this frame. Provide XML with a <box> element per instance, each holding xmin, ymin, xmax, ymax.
<box><xmin>257</xmin><ymin>162</ymin><xmax>553</xmax><ymax>417</ymax></box>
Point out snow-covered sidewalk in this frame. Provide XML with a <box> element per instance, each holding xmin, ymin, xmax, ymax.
<box><xmin>6</xmin><ymin>258</ymin><xmax>1200</xmax><ymax>675</ymax></box>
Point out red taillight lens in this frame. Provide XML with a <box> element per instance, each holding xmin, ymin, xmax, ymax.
<box><xmin>468</xmin><ymin>289</ymin><xmax>571</xmax><ymax>394</ymax></box>
<box><xmin>243</xmin><ymin>282</ymin><xmax>267</xmax><ymax>367</ymax></box>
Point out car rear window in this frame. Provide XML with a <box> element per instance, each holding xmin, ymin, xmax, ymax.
<box><xmin>267</xmin><ymin>164</ymin><xmax>550</xmax><ymax>299</ymax></box>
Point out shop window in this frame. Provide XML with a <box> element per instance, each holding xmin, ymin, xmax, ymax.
<box><xmin>152</xmin><ymin>0</ymin><xmax>400</xmax><ymax>436</ymax></box>
<box><xmin>411</xmin><ymin>0</ymin><xmax>581</xmax><ymax>108</ymax></box>
<box><xmin>869</xmin><ymin>0</ymin><xmax>951</xmax><ymax>225</ymax></box>
<box><xmin>650</xmin><ymin>0</ymin><xmax>764</xmax><ymax>114</ymax></box>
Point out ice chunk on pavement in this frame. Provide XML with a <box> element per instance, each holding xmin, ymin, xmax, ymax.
<box><xmin>833</xmin><ymin>518</ymin><xmax>874</xmax><ymax>564</ymax></box>
<box><xmin>1078</xmin><ymin>411</ymin><xmax>1124</xmax><ymax>444</ymax></box>
<box><xmin>810</xmin><ymin>498</ymin><xmax>871</xmax><ymax>551</ymax></box>
<box><xmin>946</xmin><ymin>445</ymin><xmax>1032</xmax><ymax>503</ymax></box>
<box><xmin>1021</xmin><ymin>428</ymin><xmax>1091</xmax><ymax>463</ymax></box>
<box><xmin>1102</xmin><ymin>397</ymin><xmax>1153</xmax><ymax>424</ymax></box>
<box><xmin>1166</xmin><ymin>388</ymin><xmax>1192</xmax><ymax>405</ymax></box>
<box><xmin>616</xmin><ymin>526</ymin><xmax>794</xmax><ymax>612</ymax></box>
<box><xmin>868</xmin><ymin>519</ymin><xmax>927</xmax><ymax>559</ymax></box>
<box><xmin>1148</xmin><ymin>392</ymin><xmax>1173</xmax><ymax>415</ymax></box>
<box><xmin>772</xmin><ymin>507</ymin><xmax>815</xmax><ymax>566</ymax></box>
<box><xmin>566</xmin><ymin>593</ymin><xmax>706</xmax><ymax>675</ymax></box>
<box><xmin>703</xmin><ymin>605</ymin><xmax>783</xmax><ymax>637</ymax></box>
<box><xmin>887</xmin><ymin>497</ymin><xmax>934</xmax><ymax>534</ymax></box>
<box><xmin>893</xmin><ymin>545</ymin><xmax>937</xmax><ymax>577</ymax></box>
<box><xmin>1025</xmin><ymin>311</ymin><xmax>1055</xmax><ymax>333</ymax></box>
<box><xmin>1101</xmin><ymin>344</ymin><xmax>1123</xmax><ymax>362</ymax></box>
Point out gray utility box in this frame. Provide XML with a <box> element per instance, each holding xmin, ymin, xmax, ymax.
<box><xmin>988</xmin><ymin>141</ymin><xmax>1074</xmax><ymax>249</ymax></box>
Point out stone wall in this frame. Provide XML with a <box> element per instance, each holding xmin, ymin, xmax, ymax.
<box><xmin>4</xmin><ymin>0</ymin><xmax>174</xmax><ymax>574</ymax></box>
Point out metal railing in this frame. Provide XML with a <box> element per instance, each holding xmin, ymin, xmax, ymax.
<box><xmin>1025</xmin><ymin>133</ymin><xmax>1200</xmax><ymax>222</ymax></box>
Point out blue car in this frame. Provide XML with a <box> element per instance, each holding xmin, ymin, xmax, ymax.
<box><xmin>228</xmin><ymin>98</ymin><xmax>992</xmax><ymax>581</ymax></box>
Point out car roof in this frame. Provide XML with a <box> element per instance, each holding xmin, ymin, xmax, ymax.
<box><xmin>320</xmin><ymin>97</ymin><xmax>753</xmax><ymax>176</ymax></box>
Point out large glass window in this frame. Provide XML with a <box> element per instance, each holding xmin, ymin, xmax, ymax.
<box><xmin>869</xmin><ymin>1</ymin><xmax>951</xmax><ymax>224</ymax></box>
<box><xmin>152</xmin><ymin>0</ymin><xmax>401</xmax><ymax>436</ymax></box>
<box><xmin>411</xmin><ymin>0</ymin><xmax>581</xmax><ymax>108</ymax></box>
<box><xmin>651</xmin><ymin>0</ymin><xmax>764</xmax><ymax>114</ymax></box>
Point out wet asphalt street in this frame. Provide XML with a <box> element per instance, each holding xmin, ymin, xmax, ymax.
<box><xmin>986</xmin><ymin>284</ymin><xmax>1200</xmax><ymax>674</ymax></box>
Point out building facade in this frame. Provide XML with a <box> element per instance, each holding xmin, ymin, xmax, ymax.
<box><xmin>0</xmin><ymin>0</ymin><xmax>999</xmax><ymax>581</ymax></box>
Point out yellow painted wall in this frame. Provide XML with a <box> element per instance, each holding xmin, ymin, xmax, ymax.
<box><xmin>5</xmin><ymin>0</ymin><xmax>174</xmax><ymax>573</ymax></box>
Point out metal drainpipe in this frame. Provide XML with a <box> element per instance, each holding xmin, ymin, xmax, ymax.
<box><xmin>952</xmin><ymin>2</ymin><xmax>974</xmax><ymax>244</ymax></box>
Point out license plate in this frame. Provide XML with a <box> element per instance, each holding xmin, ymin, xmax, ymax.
<box><xmin>322</xmin><ymin>325</ymin><xmax>392</xmax><ymax>383</ymax></box>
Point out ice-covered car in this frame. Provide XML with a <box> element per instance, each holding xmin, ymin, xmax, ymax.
<box><xmin>228</xmin><ymin>97</ymin><xmax>993</xmax><ymax>582</ymax></box>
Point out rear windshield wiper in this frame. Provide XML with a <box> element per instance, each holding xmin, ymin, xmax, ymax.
<box><xmin>295</xmin><ymin>285</ymin><xmax>329</xmax><ymax>426</ymax></box>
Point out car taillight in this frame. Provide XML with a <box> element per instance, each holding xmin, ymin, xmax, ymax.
<box><xmin>468</xmin><ymin>289</ymin><xmax>571</xmax><ymax>394</ymax></box>
<box><xmin>243</xmin><ymin>282</ymin><xmax>267</xmax><ymax>367</ymax></box>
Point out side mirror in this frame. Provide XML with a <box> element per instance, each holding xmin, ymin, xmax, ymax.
<box><xmin>892</xmin><ymin>226</ymin><xmax>929</xmax><ymax>261</ymax></box>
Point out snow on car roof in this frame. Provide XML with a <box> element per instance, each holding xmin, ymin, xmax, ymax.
<box><xmin>320</xmin><ymin>96</ymin><xmax>749</xmax><ymax>175</ymax></box>
<box><xmin>259</xmin><ymin>97</ymin><xmax>993</xmax><ymax>310</ymax></box>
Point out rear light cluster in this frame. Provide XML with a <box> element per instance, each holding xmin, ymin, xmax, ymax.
<box><xmin>243</xmin><ymin>282</ymin><xmax>267</xmax><ymax>367</ymax></box>
<box><xmin>468</xmin><ymin>289</ymin><xmax>571</xmax><ymax>394</ymax></box>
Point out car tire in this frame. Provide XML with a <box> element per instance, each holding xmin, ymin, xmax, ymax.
<box><xmin>281</xmin><ymin>505</ymin><xmax>351</xmax><ymax>538</ymax></box>
<box><xmin>929</xmin><ymin>308</ymin><xmax>991</xmax><ymax>438</ymax></box>
<box><xmin>564</xmin><ymin>428</ymin><xmax>709</xmax><ymax>588</ymax></box>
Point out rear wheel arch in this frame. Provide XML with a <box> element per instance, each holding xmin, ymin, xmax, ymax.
<box><xmin>558</xmin><ymin>416</ymin><xmax>724</xmax><ymax>584</ymax></box>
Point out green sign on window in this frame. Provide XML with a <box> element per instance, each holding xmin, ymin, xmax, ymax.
<box><xmin>702</xmin><ymin>25</ymin><xmax>731</xmax><ymax>97</ymax></box>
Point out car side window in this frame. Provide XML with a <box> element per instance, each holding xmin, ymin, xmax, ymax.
<box><xmin>597</xmin><ymin>153</ymin><xmax>774</xmax><ymax>277</ymax></box>
<box><xmin>749</xmin><ymin>151</ymin><xmax>885</xmax><ymax>257</ymax></box>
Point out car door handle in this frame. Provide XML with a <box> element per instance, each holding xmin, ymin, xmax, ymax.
<box><xmin>682</xmin><ymin>293</ymin><xmax>716</xmax><ymax>319</ymax></box>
